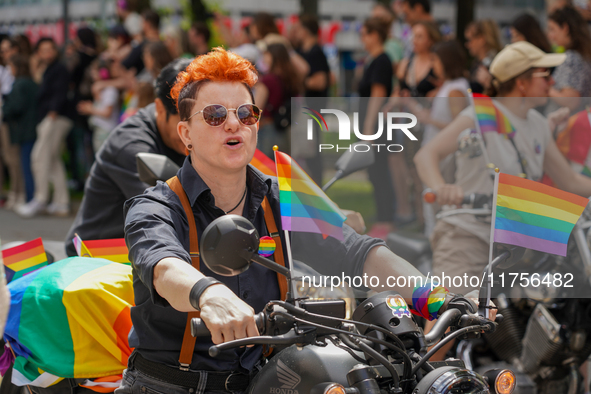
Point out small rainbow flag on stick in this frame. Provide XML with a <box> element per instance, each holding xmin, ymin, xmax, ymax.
<box><xmin>73</xmin><ymin>234</ymin><xmax>93</xmax><ymax>258</ymax></box>
<box><xmin>492</xmin><ymin>172</ymin><xmax>589</xmax><ymax>256</ymax></box>
<box><xmin>73</xmin><ymin>236</ymin><xmax>129</xmax><ymax>263</ymax></box>
<box><xmin>2</xmin><ymin>238</ymin><xmax>48</xmax><ymax>283</ymax></box>
<box><xmin>471</xmin><ymin>93</ymin><xmax>516</xmax><ymax>139</ymax></box>
<box><xmin>275</xmin><ymin>149</ymin><xmax>346</xmax><ymax>241</ymax></box>
<box><xmin>556</xmin><ymin>110</ymin><xmax>591</xmax><ymax>175</ymax></box>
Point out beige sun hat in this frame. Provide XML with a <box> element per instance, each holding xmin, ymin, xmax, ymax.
<box><xmin>489</xmin><ymin>41</ymin><xmax>566</xmax><ymax>83</ymax></box>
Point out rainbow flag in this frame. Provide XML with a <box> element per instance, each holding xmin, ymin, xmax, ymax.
<box><xmin>250</xmin><ymin>149</ymin><xmax>276</xmax><ymax>176</ymax></box>
<box><xmin>74</xmin><ymin>237</ymin><xmax>129</xmax><ymax>264</ymax></box>
<box><xmin>1</xmin><ymin>257</ymin><xmax>133</xmax><ymax>391</ymax></box>
<box><xmin>258</xmin><ymin>236</ymin><xmax>276</xmax><ymax>257</ymax></box>
<box><xmin>472</xmin><ymin>93</ymin><xmax>516</xmax><ymax>139</ymax></box>
<box><xmin>2</xmin><ymin>238</ymin><xmax>48</xmax><ymax>283</ymax></box>
<box><xmin>73</xmin><ymin>234</ymin><xmax>93</xmax><ymax>258</ymax></box>
<box><xmin>556</xmin><ymin>110</ymin><xmax>591</xmax><ymax>173</ymax></box>
<box><xmin>275</xmin><ymin>150</ymin><xmax>346</xmax><ymax>241</ymax></box>
<box><xmin>542</xmin><ymin>110</ymin><xmax>591</xmax><ymax>186</ymax></box>
<box><xmin>493</xmin><ymin>173</ymin><xmax>588</xmax><ymax>256</ymax></box>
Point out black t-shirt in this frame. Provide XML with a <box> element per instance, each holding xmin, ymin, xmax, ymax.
<box><xmin>36</xmin><ymin>60</ymin><xmax>70</xmax><ymax>120</ymax></box>
<box><xmin>301</xmin><ymin>44</ymin><xmax>330</xmax><ymax>98</ymax></box>
<box><xmin>121</xmin><ymin>40</ymin><xmax>145</xmax><ymax>74</ymax></box>
<box><xmin>358</xmin><ymin>52</ymin><xmax>393</xmax><ymax>98</ymax></box>
<box><xmin>65</xmin><ymin>103</ymin><xmax>185</xmax><ymax>256</ymax></box>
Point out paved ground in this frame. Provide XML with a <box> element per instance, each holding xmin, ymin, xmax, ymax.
<box><xmin>0</xmin><ymin>205</ymin><xmax>78</xmax><ymax>261</ymax></box>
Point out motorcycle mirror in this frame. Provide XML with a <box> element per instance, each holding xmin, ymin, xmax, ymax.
<box><xmin>335</xmin><ymin>142</ymin><xmax>375</xmax><ymax>176</ymax></box>
<box><xmin>322</xmin><ymin>142</ymin><xmax>375</xmax><ymax>191</ymax></box>
<box><xmin>136</xmin><ymin>153</ymin><xmax>180</xmax><ymax>186</ymax></box>
<box><xmin>200</xmin><ymin>215</ymin><xmax>291</xmax><ymax>280</ymax></box>
<box><xmin>200</xmin><ymin>215</ymin><xmax>259</xmax><ymax>276</ymax></box>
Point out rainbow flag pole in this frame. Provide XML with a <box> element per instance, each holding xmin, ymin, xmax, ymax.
<box><xmin>486</xmin><ymin>168</ymin><xmax>502</xmax><ymax>318</ymax></box>
<box><xmin>273</xmin><ymin>147</ymin><xmax>295</xmax><ymax>296</ymax></box>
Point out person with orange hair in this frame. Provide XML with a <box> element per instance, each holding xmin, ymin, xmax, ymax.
<box><xmin>121</xmin><ymin>48</ymin><xmax>492</xmax><ymax>394</ymax></box>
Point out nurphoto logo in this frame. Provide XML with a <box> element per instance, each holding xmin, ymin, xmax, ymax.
<box><xmin>303</xmin><ymin>107</ymin><xmax>418</xmax><ymax>152</ymax></box>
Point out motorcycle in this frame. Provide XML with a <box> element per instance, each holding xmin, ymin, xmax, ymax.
<box><xmin>186</xmin><ymin>213</ymin><xmax>517</xmax><ymax>394</ymax></box>
<box><xmin>420</xmin><ymin>190</ymin><xmax>591</xmax><ymax>394</ymax></box>
<box><xmin>459</xmin><ymin>203</ymin><xmax>591</xmax><ymax>394</ymax></box>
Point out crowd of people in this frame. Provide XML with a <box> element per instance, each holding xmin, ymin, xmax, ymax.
<box><xmin>1</xmin><ymin>0</ymin><xmax>591</xmax><ymax>391</ymax></box>
<box><xmin>0</xmin><ymin>0</ymin><xmax>590</xmax><ymax>238</ymax></box>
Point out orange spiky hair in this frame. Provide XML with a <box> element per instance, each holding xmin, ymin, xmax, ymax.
<box><xmin>171</xmin><ymin>47</ymin><xmax>258</xmax><ymax>120</ymax></box>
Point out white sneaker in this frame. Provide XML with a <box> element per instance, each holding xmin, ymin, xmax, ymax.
<box><xmin>46</xmin><ymin>202</ymin><xmax>70</xmax><ymax>217</ymax></box>
<box><xmin>4</xmin><ymin>192</ymin><xmax>17</xmax><ymax>210</ymax></box>
<box><xmin>16</xmin><ymin>200</ymin><xmax>46</xmax><ymax>218</ymax></box>
<box><xmin>10</xmin><ymin>194</ymin><xmax>26</xmax><ymax>212</ymax></box>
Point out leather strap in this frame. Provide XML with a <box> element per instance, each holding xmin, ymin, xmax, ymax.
<box><xmin>166</xmin><ymin>176</ymin><xmax>200</xmax><ymax>370</ymax></box>
<box><xmin>166</xmin><ymin>176</ymin><xmax>288</xmax><ymax>370</ymax></box>
<box><xmin>261</xmin><ymin>196</ymin><xmax>288</xmax><ymax>301</ymax></box>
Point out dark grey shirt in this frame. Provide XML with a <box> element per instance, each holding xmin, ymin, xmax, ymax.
<box><xmin>123</xmin><ymin>157</ymin><xmax>385</xmax><ymax>373</ymax></box>
<box><xmin>65</xmin><ymin>104</ymin><xmax>186</xmax><ymax>256</ymax></box>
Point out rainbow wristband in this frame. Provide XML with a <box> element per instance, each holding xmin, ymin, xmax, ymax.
<box><xmin>411</xmin><ymin>282</ymin><xmax>449</xmax><ymax>321</ymax></box>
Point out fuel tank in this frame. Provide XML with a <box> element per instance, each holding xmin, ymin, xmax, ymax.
<box><xmin>248</xmin><ymin>341</ymin><xmax>363</xmax><ymax>394</ymax></box>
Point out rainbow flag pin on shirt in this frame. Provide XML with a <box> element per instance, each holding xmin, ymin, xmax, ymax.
<box><xmin>258</xmin><ymin>236</ymin><xmax>276</xmax><ymax>257</ymax></box>
<box><xmin>492</xmin><ymin>172</ymin><xmax>589</xmax><ymax>256</ymax></box>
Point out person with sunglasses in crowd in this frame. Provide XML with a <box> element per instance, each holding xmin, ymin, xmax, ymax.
<box><xmin>63</xmin><ymin>58</ymin><xmax>190</xmax><ymax>257</ymax></box>
<box><xmin>119</xmin><ymin>48</ymin><xmax>495</xmax><ymax>394</ymax></box>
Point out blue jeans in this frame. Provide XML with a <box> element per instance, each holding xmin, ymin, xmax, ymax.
<box><xmin>20</xmin><ymin>140</ymin><xmax>35</xmax><ymax>202</ymax></box>
<box><xmin>115</xmin><ymin>368</ymin><xmax>246</xmax><ymax>394</ymax></box>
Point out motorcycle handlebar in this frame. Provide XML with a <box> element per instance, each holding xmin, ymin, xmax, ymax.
<box><xmin>191</xmin><ymin>312</ymin><xmax>266</xmax><ymax>337</ymax></box>
<box><xmin>422</xmin><ymin>189</ymin><xmax>491</xmax><ymax>208</ymax></box>
<box><xmin>423</xmin><ymin>309</ymin><xmax>461</xmax><ymax>346</ymax></box>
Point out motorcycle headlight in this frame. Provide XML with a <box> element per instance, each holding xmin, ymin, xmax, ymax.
<box><xmin>414</xmin><ymin>367</ymin><xmax>490</xmax><ymax>394</ymax></box>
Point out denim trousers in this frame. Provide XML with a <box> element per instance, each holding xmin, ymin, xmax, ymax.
<box><xmin>115</xmin><ymin>368</ymin><xmax>246</xmax><ymax>394</ymax></box>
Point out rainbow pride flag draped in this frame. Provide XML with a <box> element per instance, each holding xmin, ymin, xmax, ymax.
<box><xmin>2</xmin><ymin>257</ymin><xmax>133</xmax><ymax>391</ymax></box>
<box><xmin>472</xmin><ymin>93</ymin><xmax>516</xmax><ymax>139</ymax></box>
<box><xmin>2</xmin><ymin>238</ymin><xmax>48</xmax><ymax>283</ymax></box>
<box><xmin>493</xmin><ymin>173</ymin><xmax>588</xmax><ymax>256</ymax></box>
<box><xmin>250</xmin><ymin>149</ymin><xmax>276</xmax><ymax>176</ymax></box>
<box><xmin>73</xmin><ymin>236</ymin><xmax>129</xmax><ymax>264</ymax></box>
<box><xmin>275</xmin><ymin>150</ymin><xmax>346</xmax><ymax>241</ymax></box>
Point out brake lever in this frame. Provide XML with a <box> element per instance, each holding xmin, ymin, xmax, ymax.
<box><xmin>208</xmin><ymin>330</ymin><xmax>316</xmax><ymax>358</ymax></box>
<box><xmin>452</xmin><ymin>314</ymin><xmax>498</xmax><ymax>340</ymax></box>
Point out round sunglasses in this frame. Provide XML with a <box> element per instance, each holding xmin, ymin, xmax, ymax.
<box><xmin>187</xmin><ymin>103</ymin><xmax>262</xmax><ymax>126</ymax></box>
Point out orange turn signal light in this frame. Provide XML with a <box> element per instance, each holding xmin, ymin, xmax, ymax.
<box><xmin>495</xmin><ymin>370</ymin><xmax>516</xmax><ymax>394</ymax></box>
<box><xmin>324</xmin><ymin>383</ymin><xmax>347</xmax><ymax>394</ymax></box>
